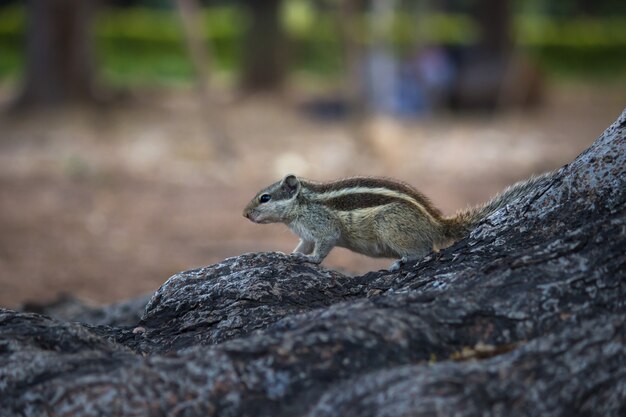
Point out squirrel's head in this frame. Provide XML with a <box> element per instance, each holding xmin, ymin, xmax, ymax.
<box><xmin>243</xmin><ymin>174</ymin><xmax>302</xmax><ymax>224</ymax></box>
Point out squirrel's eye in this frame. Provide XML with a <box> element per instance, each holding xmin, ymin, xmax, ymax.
<box><xmin>259</xmin><ymin>194</ymin><xmax>271</xmax><ymax>203</ymax></box>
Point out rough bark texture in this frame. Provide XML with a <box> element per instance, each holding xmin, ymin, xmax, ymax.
<box><xmin>21</xmin><ymin>294</ymin><xmax>151</xmax><ymax>327</ymax></box>
<box><xmin>1</xmin><ymin>109</ymin><xmax>625</xmax><ymax>416</ymax></box>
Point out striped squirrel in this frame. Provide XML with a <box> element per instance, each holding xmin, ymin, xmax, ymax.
<box><xmin>243</xmin><ymin>174</ymin><xmax>549</xmax><ymax>271</ymax></box>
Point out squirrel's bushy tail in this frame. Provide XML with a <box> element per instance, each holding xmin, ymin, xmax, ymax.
<box><xmin>442</xmin><ymin>171</ymin><xmax>554</xmax><ymax>241</ymax></box>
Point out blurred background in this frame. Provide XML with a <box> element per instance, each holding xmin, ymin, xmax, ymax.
<box><xmin>0</xmin><ymin>0</ymin><xmax>624</xmax><ymax>308</ymax></box>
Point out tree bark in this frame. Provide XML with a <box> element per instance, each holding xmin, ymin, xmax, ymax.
<box><xmin>1</xmin><ymin>109</ymin><xmax>625</xmax><ymax>416</ymax></box>
<box><xmin>15</xmin><ymin>0</ymin><xmax>100</xmax><ymax>109</ymax></box>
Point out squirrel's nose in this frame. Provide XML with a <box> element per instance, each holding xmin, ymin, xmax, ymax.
<box><xmin>243</xmin><ymin>211</ymin><xmax>249</xmax><ymax>219</ymax></box>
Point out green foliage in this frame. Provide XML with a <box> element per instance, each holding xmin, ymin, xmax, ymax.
<box><xmin>516</xmin><ymin>15</ymin><xmax>626</xmax><ymax>47</ymax></box>
<box><xmin>0</xmin><ymin>6</ymin><xmax>23</xmax><ymax>80</ymax></box>
<box><xmin>0</xmin><ymin>4</ymin><xmax>624</xmax><ymax>85</ymax></box>
<box><xmin>517</xmin><ymin>15</ymin><xmax>626</xmax><ymax>79</ymax></box>
<box><xmin>96</xmin><ymin>6</ymin><xmax>245</xmax><ymax>85</ymax></box>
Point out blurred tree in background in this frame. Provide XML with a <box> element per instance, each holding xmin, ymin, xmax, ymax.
<box><xmin>240</xmin><ymin>0</ymin><xmax>288</xmax><ymax>91</ymax></box>
<box><xmin>0</xmin><ymin>0</ymin><xmax>624</xmax><ymax>111</ymax></box>
<box><xmin>16</xmin><ymin>0</ymin><xmax>100</xmax><ymax>108</ymax></box>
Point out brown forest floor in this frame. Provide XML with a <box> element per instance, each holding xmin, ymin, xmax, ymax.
<box><xmin>0</xmin><ymin>82</ymin><xmax>624</xmax><ymax>308</ymax></box>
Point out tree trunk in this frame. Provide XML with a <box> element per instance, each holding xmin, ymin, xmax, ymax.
<box><xmin>475</xmin><ymin>0</ymin><xmax>512</xmax><ymax>58</ymax></box>
<box><xmin>15</xmin><ymin>0</ymin><xmax>99</xmax><ymax>109</ymax></box>
<box><xmin>174</xmin><ymin>0</ymin><xmax>232</xmax><ymax>154</ymax></box>
<box><xmin>451</xmin><ymin>0</ymin><xmax>527</xmax><ymax>110</ymax></box>
<box><xmin>239</xmin><ymin>0</ymin><xmax>288</xmax><ymax>92</ymax></box>
<box><xmin>2</xmin><ymin>109</ymin><xmax>626</xmax><ymax>416</ymax></box>
<box><xmin>337</xmin><ymin>0</ymin><xmax>367</xmax><ymax>117</ymax></box>
<box><xmin>367</xmin><ymin>0</ymin><xmax>398</xmax><ymax>114</ymax></box>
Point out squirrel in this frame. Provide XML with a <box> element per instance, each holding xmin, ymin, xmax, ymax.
<box><xmin>243</xmin><ymin>173</ymin><xmax>550</xmax><ymax>271</ymax></box>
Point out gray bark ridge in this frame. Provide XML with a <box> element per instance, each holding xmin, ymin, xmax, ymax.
<box><xmin>1</xmin><ymin>108</ymin><xmax>625</xmax><ymax>416</ymax></box>
<box><xmin>307</xmin><ymin>314</ymin><xmax>626</xmax><ymax>417</ymax></box>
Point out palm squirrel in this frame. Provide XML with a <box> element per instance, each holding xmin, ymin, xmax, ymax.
<box><xmin>243</xmin><ymin>173</ymin><xmax>549</xmax><ymax>270</ymax></box>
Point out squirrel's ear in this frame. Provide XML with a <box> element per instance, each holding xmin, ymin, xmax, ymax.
<box><xmin>281</xmin><ymin>174</ymin><xmax>300</xmax><ymax>193</ymax></box>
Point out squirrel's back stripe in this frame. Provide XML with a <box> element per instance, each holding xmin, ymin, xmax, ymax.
<box><xmin>317</xmin><ymin>192</ymin><xmax>404</xmax><ymax>211</ymax></box>
<box><xmin>304</xmin><ymin>177</ymin><xmax>422</xmax><ymax>198</ymax></box>
<box><xmin>301</xmin><ymin>177</ymin><xmax>443</xmax><ymax>219</ymax></box>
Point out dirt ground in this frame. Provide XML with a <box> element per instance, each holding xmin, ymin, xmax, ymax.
<box><xmin>0</xmin><ymin>83</ymin><xmax>624</xmax><ymax>308</ymax></box>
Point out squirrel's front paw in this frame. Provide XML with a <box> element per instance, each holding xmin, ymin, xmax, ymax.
<box><xmin>289</xmin><ymin>252</ymin><xmax>321</xmax><ymax>264</ymax></box>
<box><xmin>388</xmin><ymin>259</ymin><xmax>404</xmax><ymax>272</ymax></box>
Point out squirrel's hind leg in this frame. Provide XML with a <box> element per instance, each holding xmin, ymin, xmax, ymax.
<box><xmin>293</xmin><ymin>239</ymin><xmax>314</xmax><ymax>255</ymax></box>
<box><xmin>388</xmin><ymin>255</ymin><xmax>426</xmax><ymax>272</ymax></box>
